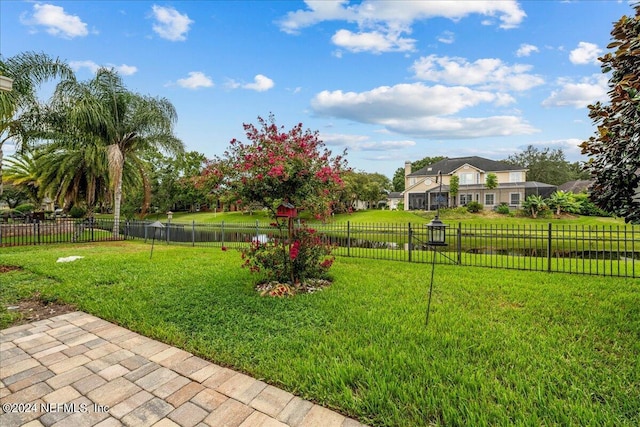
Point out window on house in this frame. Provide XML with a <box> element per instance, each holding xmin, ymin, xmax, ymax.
<box><xmin>410</xmin><ymin>177</ymin><xmax>416</xmax><ymax>186</ymax></box>
<box><xmin>510</xmin><ymin>193</ymin><xmax>521</xmax><ymax>206</ymax></box>
<box><xmin>485</xmin><ymin>194</ymin><xmax>495</xmax><ymax>205</ymax></box>
<box><xmin>459</xmin><ymin>172</ymin><xmax>477</xmax><ymax>185</ymax></box>
<box><xmin>460</xmin><ymin>194</ymin><xmax>473</xmax><ymax>205</ymax></box>
<box><xmin>509</xmin><ymin>172</ymin><xmax>523</xmax><ymax>183</ymax></box>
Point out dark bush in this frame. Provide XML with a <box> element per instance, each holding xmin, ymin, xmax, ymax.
<box><xmin>466</xmin><ymin>201</ymin><xmax>483</xmax><ymax>213</ymax></box>
<box><xmin>69</xmin><ymin>206</ymin><xmax>86</xmax><ymax>218</ymax></box>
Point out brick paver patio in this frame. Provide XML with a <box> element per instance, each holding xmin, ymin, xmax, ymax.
<box><xmin>1</xmin><ymin>312</ymin><xmax>367</xmax><ymax>427</ymax></box>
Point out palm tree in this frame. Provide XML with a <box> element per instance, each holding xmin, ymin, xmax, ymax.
<box><xmin>0</xmin><ymin>51</ymin><xmax>73</xmax><ymax>195</ymax></box>
<box><xmin>3</xmin><ymin>151</ymin><xmax>43</xmax><ymax>206</ymax></box>
<box><xmin>50</xmin><ymin>68</ymin><xmax>183</xmax><ymax>235</ymax></box>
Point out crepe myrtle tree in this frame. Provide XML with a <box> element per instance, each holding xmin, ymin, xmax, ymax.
<box><xmin>581</xmin><ymin>3</ymin><xmax>640</xmax><ymax>224</ymax></box>
<box><xmin>196</xmin><ymin>115</ymin><xmax>348</xmax><ymax>286</ymax></box>
<box><xmin>198</xmin><ymin>114</ymin><xmax>348</xmax><ymax>221</ymax></box>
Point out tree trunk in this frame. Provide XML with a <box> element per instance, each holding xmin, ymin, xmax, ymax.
<box><xmin>108</xmin><ymin>144</ymin><xmax>125</xmax><ymax>237</ymax></box>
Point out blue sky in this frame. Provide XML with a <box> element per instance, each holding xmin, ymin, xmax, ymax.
<box><xmin>0</xmin><ymin>1</ymin><xmax>631</xmax><ymax>178</ymax></box>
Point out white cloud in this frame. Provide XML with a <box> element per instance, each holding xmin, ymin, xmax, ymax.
<box><xmin>331</xmin><ymin>29</ymin><xmax>416</xmax><ymax>53</ymax></box>
<box><xmin>23</xmin><ymin>4</ymin><xmax>88</xmax><ymax>38</ymax></box>
<box><xmin>243</xmin><ymin>74</ymin><xmax>275</xmax><ymax>92</ymax></box>
<box><xmin>278</xmin><ymin>0</ymin><xmax>525</xmax><ymax>54</ymax></box>
<box><xmin>321</xmin><ymin>133</ymin><xmax>416</xmax><ymax>152</ymax></box>
<box><xmin>383</xmin><ymin>116</ymin><xmax>538</xmax><ymax>139</ymax></box>
<box><xmin>542</xmin><ymin>74</ymin><xmax>608</xmax><ymax>108</ymax></box>
<box><xmin>69</xmin><ymin>60</ymin><xmax>138</xmax><ymax>76</ymax></box>
<box><xmin>312</xmin><ymin>83</ymin><xmax>503</xmax><ymax>121</ymax></box>
<box><xmin>176</xmin><ymin>71</ymin><xmax>214</xmax><ymax>89</ymax></box>
<box><xmin>437</xmin><ymin>31</ymin><xmax>455</xmax><ymax>44</ymax></box>
<box><xmin>569</xmin><ymin>42</ymin><xmax>602</xmax><ymax>65</ymax></box>
<box><xmin>311</xmin><ymin>83</ymin><xmax>537</xmax><ymax>139</ymax></box>
<box><xmin>516</xmin><ymin>43</ymin><xmax>539</xmax><ymax>57</ymax></box>
<box><xmin>411</xmin><ymin>55</ymin><xmax>544</xmax><ymax>92</ymax></box>
<box><xmin>151</xmin><ymin>5</ymin><xmax>193</xmax><ymax>41</ymax></box>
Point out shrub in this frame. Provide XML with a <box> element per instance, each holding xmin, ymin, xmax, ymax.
<box><xmin>69</xmin><ymin>206</ymin><xmax>86</xmax><ymax>218</ymax></box>
<box><xmin>240</xmin><ymin>223</ymin><xmax>334</xmax><ymax>286</ymax></box>
<box><xmin>15</xmin><ymin>203</ymin><xmax>35</xmax><ymax>214</ymax></box>
<box><xmin>496</xmin><ymin>203</ymin><xmax>510</xmax><ymax>215</ymax></box>
<box><xmin>466</xmin><ymin>201</ymin><xmax>483</xmax><ymax>213</ymax></box>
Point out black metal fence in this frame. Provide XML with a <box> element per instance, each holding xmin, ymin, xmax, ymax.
<box><xmin>1</xmin><ymin>218</ymin><xmax>638</xmax><ymax>278</ymax></box>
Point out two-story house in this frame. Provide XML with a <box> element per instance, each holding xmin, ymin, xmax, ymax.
<box><xmin>403</xmin><ymin>156</ymin><xmax>556</xmax><ymax>211</ymax></box>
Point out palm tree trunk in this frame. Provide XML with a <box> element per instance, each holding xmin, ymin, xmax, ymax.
<box><xmin>108</xmin><ymin>144</ymin><xmax>124</xmax><ymax>237</ymax></box>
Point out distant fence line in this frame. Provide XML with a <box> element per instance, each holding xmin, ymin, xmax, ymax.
<box><xmin>1</xmin><ymin>218</ymin><xmax>638</xmax><ymax>278</ymax></box>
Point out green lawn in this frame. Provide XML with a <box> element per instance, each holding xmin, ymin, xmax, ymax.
<box><xmin>98</xmin><ymin>208</ymin><xmax>628</xmax><ymax>227</ymax></box>
<box><xmin>1</xmin><ymin>242</ymin><xmax>638</xmax><ymax>426</ymax></box>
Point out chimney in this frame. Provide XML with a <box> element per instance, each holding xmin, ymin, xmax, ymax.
<box><xmin>404</xmin><ymin>161</ymin><xmax>412</xmax><ymax>176</ymax></box>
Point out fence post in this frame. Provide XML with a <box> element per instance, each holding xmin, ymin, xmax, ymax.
<box><xmin>36</xmin><ymin>220</ymin><xmax>41</xmax><ymax>245</ymax></box>
<box><xmin>221</xmin><ymin>221</ymin><xmax>225</xmax><ymax>247</ymax></box>
<box><xmin>347</xmin><ymin>221</ymin><xmax>351</xmax><ymax>257</ymax></box>
<box><xmin>192</xmin><ymin>221</ymin><xmax>195</xmax><ymax>247</ymax></box>
<box><xmin>408</xmin><ymin>223</ymin><xmax>412</xmax><ymax>262</ymax></box>
<box><xmin>547</xmin><ymin>223</ymin><xmax>552</xmax><ymax>272</ymax></box>
<box><xmin>256</xmin><ymin>220</ymin><xmax>259</xmax><ymax>242</ymax></box>
<box><xmin>457</xmin><ymin>222</ymin><xmax>462</xmax><ymax>265</ymax></box>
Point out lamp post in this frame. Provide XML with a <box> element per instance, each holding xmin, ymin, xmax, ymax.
<box><xmin>148</xmin><ymin>221</ymin><xmax>165</xmax><ymax>259</ymax></box>
<box><xmin>425</xmin><ymin>171</ymin><xmax>448</xmax><ymax>325</ymax></box>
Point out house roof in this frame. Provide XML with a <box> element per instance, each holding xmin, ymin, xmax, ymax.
<box><xmin>387</xmin><ymin>192</ymin><xmax>403</xmax><ymax>199</ymax></box>
<box><xmin>557</xmin><ymin>180</ymin><xmax>593</xmax><ymax>193</ymax></box>
<box><xmin>408</xmin><ymin>156</ymin><xmax>524</xmax><ymax>177</ymax></box>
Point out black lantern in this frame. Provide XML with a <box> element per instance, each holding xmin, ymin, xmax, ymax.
<box><xmin>426</xmin><ymin>216</ymin><xmax>448</xmax><ymax>246</ymax></box>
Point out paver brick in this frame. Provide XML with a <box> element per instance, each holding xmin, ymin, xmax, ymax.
<box><xmin>6</xmin><ymin>367</ymin><xmax>55</xmax><ymax>393</ymax></box>
<box><xmin>14</xmin><ymin>332</ymin><xmax>57</xmax><ymax>350</ymax></box>
<box><xmin>62</xmin><ymin>344</ymin><xmax>90</xmax><ymax>357</ymax></box>
<box><xmin>130</xmin><ymin>340</ymin><xmax>171</xmax><ymax>359</ymax></box>
<box><xmin>72</xmin><ymin>373</ymin><xmax>108</xmax><ymax>394</ymax></box>
<box><xmin>42</xmin><ymin>385</ymin><xmax>82</xmax><ymax>404</ymax></box>
<box><xmin>188</xmin><ymin>364</ymin><xmax>220</xmax><ymax>383</ymax></box>
<box><xmin>120</xmin><ymin>397</ymin><xmax>173</xmax><ymax>427</ymax></box>
<box><xmin>84</xmin><ymin>343</ymin><xmax>122</xmax><ymax>360</ymax></box>
<box><xmin>1</xmin><ymin>382</ymin><xmax>54</xmax><ymax>404</ymax></box>
<box><xmin>49</xmin><ymin>354</ymin><xmax>91</xmax><ymax>375</ymax></box>
<box><xmin>202</xmin><ymin>398</ymin><xmax>253</xmax><ymax>427</ymax></box>
<box><xmin>152</xmin><ymin>375</ymin><xmax>191</xmax><ymax>399</ymax></box>
<box><xmin>94</xmin><ymin>417</ymin><xmax>125</xmax><ymax>427</ymax></box>
<box><xmin>150</xmin><ymin>419</ymin><xmax>180</xmax><ymax>427</ymax></box>
<box><xmin>239</xmin><ymin>411</ymin><xmax>288</xmax><ymax>427</ymax></box>
<box><xmin>277</xmin><ymin>396</ymin><xmax>314</xmax><ymax>427</ymax></box>
<box><xmin>171</xmin><ymin>356</ymin><xmax>210</xmax><ymax>377</ymax></box>
<box><xmin>31</xmin><ymin>344</ymin><xmax>69</xmax><ymax>359</ymax></box>
<box><xmin>87</xmin><ymin>377</ymin><xmax>141</xmax><ymax>408</ymax></box>
<box><xmin>200</xmin><ymin>367</ymin><xmax>237</xmax><ymax>389</ymax></box>
<box><xmin>38</xmin><ymin>351</ymin><xmax>69</xmax><ymax>367</ymax></box>
<box><xmin>124</xmin><ymin>362</ymin><xmax>160</xmax><ymax>383</ymax></box>
<box><xmin>148</xmin><ymin>347</ymin><xmax>190</xmax><ymax>365</ymax></box>
<box><xmin>119</xmin><ymin>355</ymin><xmax>149</xmax><ymax>371</ymax></box>
<box><xmin>135</xmin><ymin>367</ymin><xmax>178</xmax><ymax>392</ymax></box>
<box><xmin>165</xmin><ymin>382</ymin><xmax>205</xmax><ymax>407</ymax></box>
<box><xmin>299</xmin><ymin>404</ymin><xmax>346</xmax><ymax>427</ymax></box>
<box><xmin>3</xmin><ymin>364</ymin><xmax>49</xmax><ymax>387</ymax></box>
<box><xmin>249</xmin><ymin>385</ymin><xmax>294</xmax><ymax>417</ymax></box>
<box><xmin>46</xmin><ymin>366</ymin><xmax>92</xmax><ymax>389</ymax></box>
<box><xmin>27</xmin><ymin>340</ymin><xmax>65</xmax><ymax>356</ymax></box>
<box><xmin>190</xmin><ymin>388</ymin><xmax>228</xmax><ymax>412</ymax></box>
<box><xmin>0</xmin><ymin>357</ymin><xmax>41</xmax><ymax>379</ymax></box>
<box><xmin>217</xmin><ymin>373</ymin><xmax>267</xmax><ymax>404</ymax></box>
<box><xmin>168</xmin><ymin>401</ymin><xmax>208</xmax><ymax>427</ymax></box>
<box><xmin>108</xmin><ymin>390</ymin><xmax>154</xmax><ymax>419</ymax></box>
<box><xmin>98</xmin><ymin>364</ymin><xmax>130</xmax><ymax>381</ymax></box>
